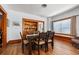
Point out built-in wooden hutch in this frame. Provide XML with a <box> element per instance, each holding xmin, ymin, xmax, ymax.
<box><xmin>0</xmin><ymin>5</ymin><xmax>7</xmax><ymax>48</ymax></box>
<box><xmin>22</xmin><ymin>18</ymin><xmax>44</xmax><ymax>35</ymax></box>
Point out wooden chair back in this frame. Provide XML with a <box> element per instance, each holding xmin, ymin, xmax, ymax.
<box><xmin>47</xmin><ymin>31</ymin><xmax>54</xmax><ymax>39</ymax></box>
<box><xmin>39</xmin><ymin>32</ymin><xmax>47</xmax><ymax>41</ymax></box>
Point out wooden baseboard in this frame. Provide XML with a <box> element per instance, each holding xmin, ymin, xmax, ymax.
<box><xmin>8</xmin><ymin>39</ymin><xmax>21</xmax><ymax>44</ymax></box>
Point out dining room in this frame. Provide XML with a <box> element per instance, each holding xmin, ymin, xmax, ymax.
<box><xmin>0</xmin><ymin>4</ymin><xmax>79</xmax><ymax>55</ymax></box>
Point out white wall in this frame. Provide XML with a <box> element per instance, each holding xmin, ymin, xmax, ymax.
<box><xmin>49</xmin><ymin>6</ymin><xmax>79</xmax><ymax>36</ymax></box>
<box><xmin>38</xmin><ymin>22</ymin><xmax>44</xmax><ymax>32</ymax></box>
<box><xmin>47</xmin><ymin>17</ymin><xmax>52</xmax><ymax>31</ymax></box>
<box><xmin>1</xmin><ymin>4</ymin><xmax>48</xmax><ymax>42</ymax></box>
<box><xmin>6</xmin><ymin>10</ymin><xmax>47</xmax><ymax>42</ymax></box>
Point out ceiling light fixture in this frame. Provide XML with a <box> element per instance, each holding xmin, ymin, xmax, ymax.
<box><xmin>41</xmin><ymin>4</ymin><xmax>47</xmax><ymax>8</ymax></box>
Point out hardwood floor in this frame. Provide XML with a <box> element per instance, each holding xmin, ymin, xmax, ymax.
<box><xmin>0</xmin><ymin>39</ymin><xmax>79</xmax><ymax>55</ymax></box>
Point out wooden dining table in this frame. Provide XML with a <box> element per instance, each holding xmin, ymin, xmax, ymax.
<box><xmin>26</xmin><ymin>34</ymin><xmax>39</xmax><ymax>55</ymax></box>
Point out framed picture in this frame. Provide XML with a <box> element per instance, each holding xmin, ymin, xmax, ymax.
<box><xmin>13</xmin><ymin>21</ymin><xmax>20</xmax><ymax>26</ymax></box>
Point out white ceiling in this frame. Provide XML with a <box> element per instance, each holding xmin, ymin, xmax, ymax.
<box><xmin>7</xmin><ymin>4</ymin><xmax>78</xmax><ymax>17</ymax></box>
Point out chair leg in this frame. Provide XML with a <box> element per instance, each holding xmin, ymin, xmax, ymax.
<box><xmin>38</xmin><ymin>45</ymin><xmax>40</xmax><ymax>55</ymax></box>
<box><xmin>45</xmin><ymin>45</ymin><xmax>47</xmax><ymax>52</ymax></box>
<box><xmin>47</xmin><ymin>43</ymin><xmax>48</xmax><ymax>51</ymax></box>
<box><xmin>41</xmin><ymin>45</ymin><xmax>42</xmax><ymax>48</ymax></box>
<box><xmin>22</xmin><ymin>44</ymin><xmax>24</xmax><ymax>53</ymax></box>
<box><xmin>51</xmin><ymin>42</ymin><xmax>53</xmax><ymax>49</ymax></box>
<box><xmin>29</xmin><ymin>42</ymin><xmax>32</xmax><ymax>55</ymax></box>
<box><xmin>45</xmin><ymin>43</ymin><xmax>48</xmax><ymax>52</ymax></box>
<box><xmin>33</xmin><ymin>44</ymin><xmax>35</xmax><ymax>50</ymax></box>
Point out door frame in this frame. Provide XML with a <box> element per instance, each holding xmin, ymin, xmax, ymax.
<box><xmin>0</xmin><ymin>5</ymin><xmax>7</xmax><ymax>48</ymax></box>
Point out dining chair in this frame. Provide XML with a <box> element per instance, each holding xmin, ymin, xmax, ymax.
<box><xmin>20</xmin><ymin>32</ymin><xmax>29</xmax><ymax>53</ymax></box>
<box><xmin>34</xmin><ymin>32</ymin><xmax>48</xmax><ymax>55</ymax></box>
<box><xmin>27</xmin><ymin>35</ymin><xmax>37</xmax><ymax>55</ymax></box>
<box><xmin>47</xmin><ymin>31</ymin><xmax>55</xmax><ymax>49</ymax></box>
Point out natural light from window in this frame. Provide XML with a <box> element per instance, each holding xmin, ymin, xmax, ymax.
<box><xmin>53</xmin><ymin>19</ymin><xmax>71</xmax><ymax>34</ymax></box>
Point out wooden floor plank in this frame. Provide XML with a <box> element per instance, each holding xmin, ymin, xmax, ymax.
<box><xmin>0</xmin><ymin>39</ymin><xmax>79</xmax><ymax>55</ymax></box>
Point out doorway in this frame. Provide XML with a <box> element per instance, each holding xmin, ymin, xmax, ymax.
<box><xmin>0</xmin><ymin>5</ymin><xmax>7</xmax><ymax>48</ymax></box>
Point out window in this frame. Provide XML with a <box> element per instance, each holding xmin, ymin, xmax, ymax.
<box><xmin>53</xmin><ymin>19</ymin><xmax>71</xmax><ymax>34</ymax></box>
